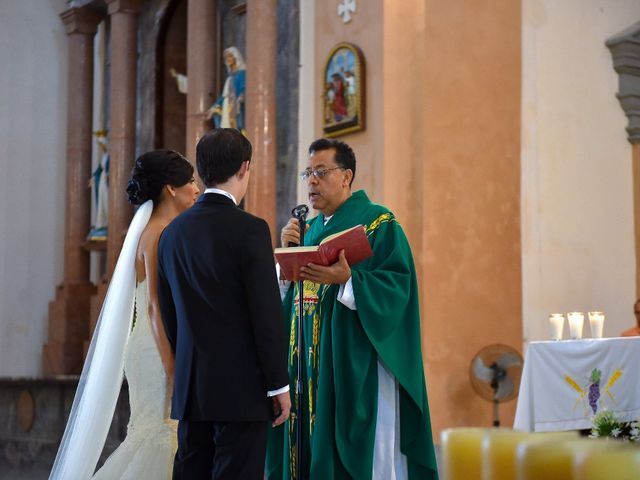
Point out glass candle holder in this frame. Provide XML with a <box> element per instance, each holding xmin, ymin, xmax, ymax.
<box><xmin>567</xmin><ymin>312</ymin><xmax>584</xmax><ymax>340</ymax></box>
<box><xmin>588</xmin><ymin>311</ymin><xmax>605</xmax><ymax>339</ymax></box>
<box><xmin>549</xmin><ymin>314</ymin><xmax>564</xmax><ymax>341</ymax></box>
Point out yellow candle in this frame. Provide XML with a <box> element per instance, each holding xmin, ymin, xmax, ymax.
<box><xmin>482</xmin><ymin>429</ymin><xmax>531</xmax><ymax>480</ymax></box>
<box><xmin>483</xmin><ymin>431</ymin><xmax>577</xmax><ymax>480</ymax></box>
<box><xmin>441</xmin><ymin>428</ymin><xmax>487</xmax><ymax>480</ymax></box>
<box><xmin>576</xmin><ymin>446</ymin><xmax>640</xmax><ymax>480</ymax></box>
<box><xmin>517</xmin><ymin>438</ymin><xmax>605</xmax><ymax>480</ymax></box>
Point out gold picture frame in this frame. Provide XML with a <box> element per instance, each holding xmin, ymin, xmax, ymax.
<box><xmin>322</xmin><ymin>42</ymin><xmax>365</xmax><ymax>137</ymax></box>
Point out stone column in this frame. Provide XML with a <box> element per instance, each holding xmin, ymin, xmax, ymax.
<box><xmin>607</xmin><ymin>25</ymin><xmax>640</xmax><ymax>299</ymax></box>
<box><xmin>186</xmin><ymin>0</ymin><xmax>218</xmax><ymax>173</ymax></box>
<box><xmin>634</xmin><ymin>145</ymin><xmax>640</xmax><ymax>298</ymax></box>
<box><xmin>245</xmin><ymin>0</ymin><xmax>278</xmax><ymax>242</ymax></box>
<box><xmin>42</xmin><ymin>7</ymin><xmax>101</xmax><ymax>375</ymax></box>
<box><xmin>106</xmin><ymin>0</ymin><xmax>142</xmax><ymax>274</ymax></box>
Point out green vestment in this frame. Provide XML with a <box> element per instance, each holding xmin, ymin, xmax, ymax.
<box><xmin>266</xmin><ymin>190</ymin><xmax>438</xmax><ymax>480</ymax></box>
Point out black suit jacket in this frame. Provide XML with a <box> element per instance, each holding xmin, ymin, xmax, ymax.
<box><xmin>157</xmin><ymin>193</ymin><xmax>288</xmax><ymax>421</ymax></box>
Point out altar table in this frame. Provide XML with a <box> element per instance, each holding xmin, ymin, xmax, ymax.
<box><xmin>513</xmin><ymin>336</ymin><xmax>640</xmax><ymax>432</ymax></box>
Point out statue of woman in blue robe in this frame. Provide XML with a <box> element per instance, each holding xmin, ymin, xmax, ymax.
<box><xmin>206</xmin><ymin>46</ymin><xmax>246</xmax><ymax>135</ymax></box>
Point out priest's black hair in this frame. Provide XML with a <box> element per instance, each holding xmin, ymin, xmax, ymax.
<box><xmin>308</xmin><ymin>138</ymin><xmax>356</xmax><ymax>186</ymax></box>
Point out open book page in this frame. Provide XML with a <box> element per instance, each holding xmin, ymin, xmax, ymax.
<box><xmin>319</xmin><ymin>225</ymin><xmax>361</xmax><ymax>244</ymax></box>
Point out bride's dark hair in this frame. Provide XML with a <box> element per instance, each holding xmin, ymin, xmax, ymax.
<box><xmin>126</xmin><ymin>149</ymin><xmax>194</xmax><ymax>205</ymax></box>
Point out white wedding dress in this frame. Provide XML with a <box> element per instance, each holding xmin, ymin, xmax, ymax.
<box><xmin>92</xmin><ymin>280</ymin><xmax>177</xmax><ymax>480</ymax></box>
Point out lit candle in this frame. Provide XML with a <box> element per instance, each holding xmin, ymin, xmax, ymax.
<box><xmin>548</xmin><ymin>314</ymin><xmax>564</xmax><ymax>341</ymax></box>
<box><xmin>441</xmin><ymin>428</ymin><xmax>486</xmax><ymax>480</ymax></box>
<box><xmin>588</xmin><ymin>311</ymin><xmax>605</xmax><ymax>339</ymax></box>
<box><xmin>567</xmin><ymin>312</ymin><xmax>584</xmax><ymax>340</ymax></box>
<box><xmin>482</xmin><ymin>431</ymin><xmax>575</xmax><ymax>480</ymax></box>
<box><xmin>576</xmin><ymin>445</ymin><xmax>640</xmax><ymax>480</ymax></box>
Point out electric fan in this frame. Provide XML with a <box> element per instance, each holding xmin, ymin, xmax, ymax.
<box><xmin>469</xmin><ymin>343</ymin><xmax>523</xmax><ymax>427</ymax></box>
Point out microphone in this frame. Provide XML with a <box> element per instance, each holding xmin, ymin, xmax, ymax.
<box><xmin>289</xmin><ymin>204</ymin><xmax>309</xmax><ymax>247</ymax></box>
<box><xmin>291</xmin><ymin>204</ymin><xmax>309</xmax><ymax>220</ymax></box>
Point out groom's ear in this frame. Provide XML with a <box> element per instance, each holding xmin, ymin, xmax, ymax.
<box><xmin>237</xmin><ymin>160</ymin><xmax>250</xmax><ymax>179</ymax></box>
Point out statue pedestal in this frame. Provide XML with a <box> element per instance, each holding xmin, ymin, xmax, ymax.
<box><xmin>42</xmin><ymin>283</ymin><xmax>96</xmax><ymax>375</ymax></box>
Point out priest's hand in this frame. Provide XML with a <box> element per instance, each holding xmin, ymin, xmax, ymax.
<box><xmin>280</xmin><ymin>217</ymin><xmax>309</xmax><ymax>247</ymax></box>
<box><xmin>300</xmin><ymin>250</ymin><xmax>351</xmax><ymax>285</ymax></box>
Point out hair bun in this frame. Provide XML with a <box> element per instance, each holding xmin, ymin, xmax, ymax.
<box><xmin>126</xmin><ymin>175</ymin><xmax>149</xmax><ymax>205</ymax></box>
<box><xmin>126</xmin><ymin>149</ymin><xmax>194</xmax><ymax>205</ymax></box>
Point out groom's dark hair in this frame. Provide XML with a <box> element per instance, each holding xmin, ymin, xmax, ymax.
<box><xmin>196</xmin><ymin>128</ymin><xmax>252</xmax><ymax>187</ymax></box>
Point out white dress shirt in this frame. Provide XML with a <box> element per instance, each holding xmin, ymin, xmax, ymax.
<box><xmin>203</xmin><ymin>187</ymin><xmax>237</xmax><ymax>205</ymax></box>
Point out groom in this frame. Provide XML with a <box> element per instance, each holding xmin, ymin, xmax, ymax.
<box><xmin>157</xmin><ymin>128</ymin><xmax>290</xmax><ymax>479</ymax></box>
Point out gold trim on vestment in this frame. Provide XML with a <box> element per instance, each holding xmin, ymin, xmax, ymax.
<box><xmin>365</xmin><ymin>212</ymin><xmax>397</xmax><ymax>236</ymax></box>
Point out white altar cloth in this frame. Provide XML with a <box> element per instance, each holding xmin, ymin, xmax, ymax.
<box><xmin>513</xmin><ymin>337</ymin><xmax>640</xmax><ymax>432</ymax></box>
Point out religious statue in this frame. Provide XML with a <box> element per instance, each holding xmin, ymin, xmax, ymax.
<box><xmin>169</xmin><ymin>67</ymin><xmax>188</xmax><ymax>94</ymax></box>
<box><xmin>205</xmin><ymin>46</ymin><xmax>246</xmax><ymax>134</ymax></box>
<box><xmin>87</xmin><ymin>130</ymin><xmax>109</xmax><ymax>241</ymax></box>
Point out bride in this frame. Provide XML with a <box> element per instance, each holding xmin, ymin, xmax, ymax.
<box><xmin>50</xmin><ymin>150</ymin><xmax>200</xmax><ymax>480</ymax></box>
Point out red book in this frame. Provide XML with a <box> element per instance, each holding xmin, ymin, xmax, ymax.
<box><xmin>274</xmin><ymin>225</ymin><xmax>373</xmax><ymax>282</ymax></box>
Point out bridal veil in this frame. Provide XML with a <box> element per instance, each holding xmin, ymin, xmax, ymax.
<box><xmin>50</xmin><ymin>200</ymin><xmax>153</xmax><ymax>480</ymax></box>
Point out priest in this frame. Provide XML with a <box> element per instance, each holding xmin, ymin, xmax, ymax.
<box><xmin>266</xmin><ymin>138</ymin><xmax>438</xmax><ymax>479</ymax></box>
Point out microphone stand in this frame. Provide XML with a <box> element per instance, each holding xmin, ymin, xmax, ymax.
<box><xmin>291</xmin><ymin>204</ymin><xmax>308</xmax><ymax>480</ymax></box>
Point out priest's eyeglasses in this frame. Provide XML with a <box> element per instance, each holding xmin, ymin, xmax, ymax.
<box><xmin>299</xmin><ymin>167</ymin><xmax>345</xmax><ymax>181</ymax></box>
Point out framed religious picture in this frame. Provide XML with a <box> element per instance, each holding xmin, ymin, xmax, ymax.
<box><xmin>322</xmin><ymin>42</ymin><xmax>365</xmax><ymax>137</ymax></box>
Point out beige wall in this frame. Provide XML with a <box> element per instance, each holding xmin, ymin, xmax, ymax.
<box><xmin>314</xmin><ymin>1</ymin><xmax>384</xmax><ymax>200</ymax></box>
<box><xmin>314</xmin><ymin>1</ymin><xmax>523</xmax><ymax>437</ymax></box>
<box><xmin>635</xmin><ymin>144</ymin><xmax>640</xmax><ymax>297</ymax></box>
<box><xmin>0</xmin><ymin>0</ymin><xmax>68</xmax><ymax>376</ymax></box>
<box><xmin>521</xmin><ymin>0</ymin><xmax>639</xmax><ymax>343</ymax></box>
<box><xmin>419</xmin><ymin>1</ymin><xmax>523</xmax><ymax>433</ymax></box>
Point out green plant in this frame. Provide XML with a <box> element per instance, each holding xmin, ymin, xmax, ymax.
<box><xmin>590</xmin><ymin>409</ymin><xmax>640</xmax><ymax>442</ymax></box>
